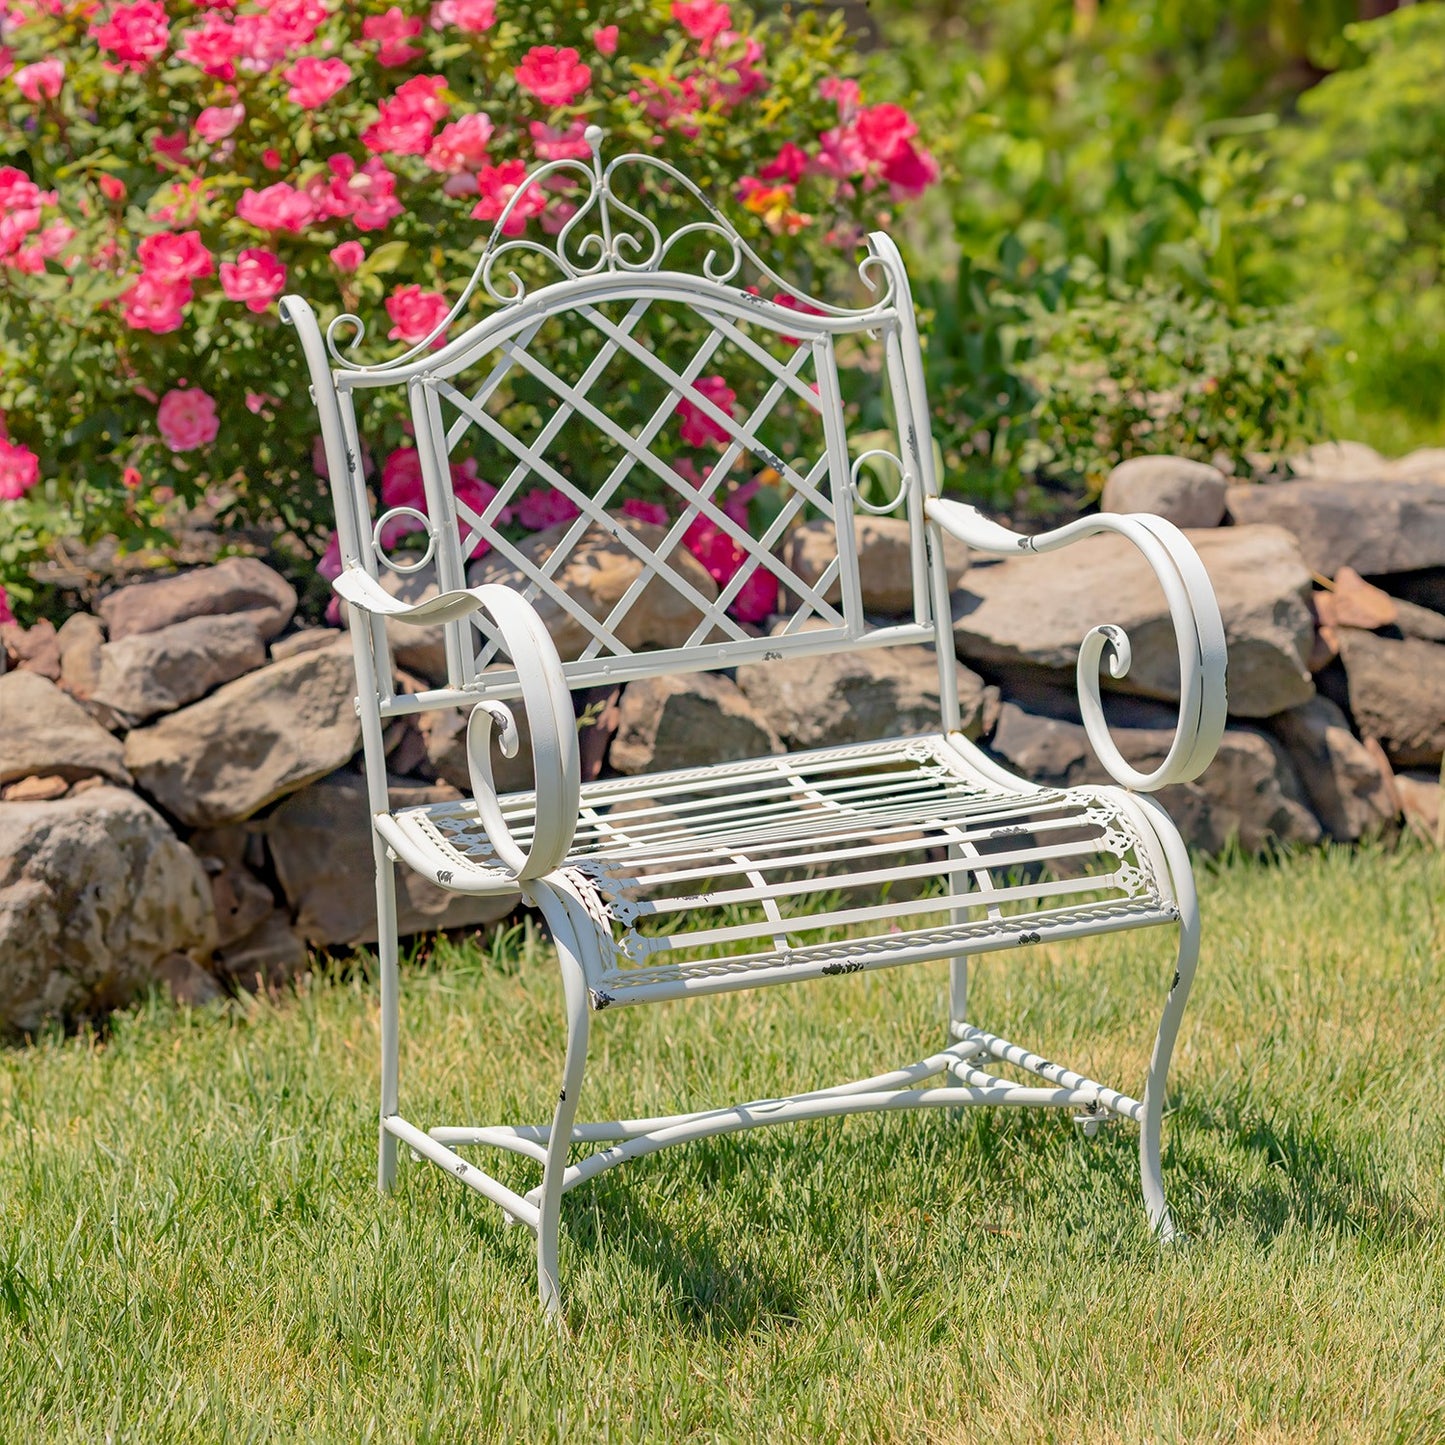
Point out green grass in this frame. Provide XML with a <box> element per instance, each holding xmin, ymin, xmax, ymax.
<box><xmin>2</xmin><ymin>845</ymin><xmax>1443</xmax><ymax>1442</ymax></box>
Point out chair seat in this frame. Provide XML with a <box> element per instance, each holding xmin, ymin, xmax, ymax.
<box><xmin>383</xmin><ymin>735</ymin><xmax>1180</xmax><ymax>1008</ymax></box>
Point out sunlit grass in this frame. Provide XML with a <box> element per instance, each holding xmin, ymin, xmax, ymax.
<box><xmin>2</xmin><ymin>844</ymin><xmax>1443</xmax><ymax>1442</ymax></box>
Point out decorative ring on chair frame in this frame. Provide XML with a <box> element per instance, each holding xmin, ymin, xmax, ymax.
<box><xmin>849</xmin><ymin>448</ymin><xmax>911</xmax><ymax>515</ymax></box>
<box><xmin>371</xmin><ymin>507</ymin><xmax>437</xmax><ymax>575</ymax></box>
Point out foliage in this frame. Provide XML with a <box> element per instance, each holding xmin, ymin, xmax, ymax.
<box><xmin>1270</xmin><ymin>6</ymin><xmax>1445</xmax><ymax>450</ymax></box>
<box><xmin>1016</xmin><ymin>278</ymin><xmax>1323</xmax><ymax>496</ymax></box>
<box><xmin>0</xmin><ymin>0</ymin><xmax>938</xmax><ymax>617</ymax></box>
<box><xmin>2</xmin><ymin>846</ymin><xmax>1444</xmax><ymax>1438</ymax></box>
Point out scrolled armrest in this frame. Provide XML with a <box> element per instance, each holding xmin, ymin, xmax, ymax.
<box><xmin>926</xmin><ymin>498</ymin><xmax>1228</xmax><ymax>792</ymax></box>
<box><xmin>335</xmin><ymin>567</ymin><xmax>581</xmax><ymax>881</ymax></box>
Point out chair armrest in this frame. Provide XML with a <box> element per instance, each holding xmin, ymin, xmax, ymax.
<box><xmin>335</xmin><ymin>566</ymin><xmax>581</xmax><ymax>880</ymax></box>
<box><xmin>926</xmin><ymin>498</ymin><xmax>1228</xmax><ymax>792</ymax></box>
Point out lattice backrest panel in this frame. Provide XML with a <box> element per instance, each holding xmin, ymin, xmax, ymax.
<box><xmin>323</xmin><ymin>131</ymin><xmax>940</xmax><ymax>701</ymax></box>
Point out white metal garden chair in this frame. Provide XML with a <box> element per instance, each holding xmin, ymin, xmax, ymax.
<box><xmin>282</xmin><ymin>128</ymin><xmax>1227</xmax><ymax>1313</ymax></box>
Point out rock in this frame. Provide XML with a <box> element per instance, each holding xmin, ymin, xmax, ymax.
<box><xmin>1</xmin><ymin>775</ymin><xmax>69</xmax><ymax>802</ymax></box>
<box><xmin>1396</xmin><ymin>598</ymin><xmax>1445</xmax><ymax>644</ymax></box>
<box><xmin>1396</xmin><ymin>772</ymin><xmax>1442</xmax><ymax>847</ymax></box>
<box><xmin>154</xmin><ymin>952</ymin><xmax>225</xmax><ymax>1008</ymax></box>
<box><xmin>0</xmin><ymin>672</ymin><xmax>132</xmax><ymax>786</ymax></box>
<box><xmin>196</xmin><ymin>853</ymin><xmax>278</xmax><ymax>949</ymax></box>
<box><xmin>736</xmin><ymin>645</ymin><xmax>995</xmax><ymax>751</ymax></box>
<box><xmin>89</xmin><ymin>614</ymin><xmax>266</xmax><ymax>727</ymax></box>
<box><xmin>1288</xmin><ymin>440</ymin><xmax>1385</xmax><ymax>481</ymax></box>
<box><xmin>1326</xmin><ymin>568</ymin><xmax>1398</xmax><ymax>631</ymax></box>
<box><xmin>988</xmin><ymin>704</ymin><xmax>1321</xmax><ymax>853</ymax></box>
<box><xmin>951</xmin><ymin>525</ymin><xmax>1314</xmax><ymax>718</ymax></box>
<box><xmin>782</xmin><ymin>514</ymin><xmax>969</xmax><ymax>616</ymax></box>
<box><xmin>0</xmin><ymin>786</ymin><xmax>217</xmax><ymax>1035</ymax></box>
<box><xmin>610</xmin><ymin>673</ymin><xmax>784</xmax><ymax>774</ymax></box>
<box><xmin>123</xmin><ymin>642</ymin><xmax>360</xmax><ymax>828</ymax></box>
<box><xmin>1336</xmin><ymin>629</ymin><xmax>1445</xmax><ymax>768</ymax></box>
<box><xmin>467</xmin><ymin>517</ymin><xmax>721</xmax><ymax>661</ymax></box>
<box><xmin>99</xmin><ymin>556</ymin><xmax>296</xmax><ymax>642</ymax></box>
<box><xmin>1269</xmin><ymin>696</ymin><xmax>1398</xmax><ymax>841</ymax></box>
<box><xmin>270</xmin><ymin>627</ymin><xmax>342</xmax><ymax>661</ymax></box>
<box><xmin>1225</xmin><ymin>479</ymin><xmax>1445</xmax><ymax>577</ymax></box>
<box><xmin>265</xmin><ymin>771</ymin><xmax>517</xmax><ymax>946</ymax></box>
<box><xmin>56</xmin><ymin>613</ymin><xmax>106</xmax><ymax>698</ymax></box>
<box><xmin>1390</xmin><ymin>448</ymin><xmax>1445</xmax><ymax>484</ymax></box>
<box><xmin>0</xmin><ymin>619</ymin><xmax>60</xmax><ymax>679</ymax></box>
<box><xmin>1100</xmin><ymin>456</ymin><xmax>1228</xmax><ymax>529</ymax></box>
<box><xmin>339</xmin><ymin>565</ymin><xmax>449</xmax><ymax>685</ymax></box>
<box><xmin>215</xmin><ymin>912</ymin><xmax>310</xmax><ymax>987</ymax></box>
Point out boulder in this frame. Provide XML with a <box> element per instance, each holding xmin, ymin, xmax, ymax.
<box><xmin>99</xmin><ymin>556</ymin><xmax>296</xmax><ymax>642</ymax></box>
<box><xmin>1287</xmin><ymin>440</ymin><xmax>1386</xmax><ymax>482</ymax></box>
<box><xmin>0</xmin><ymin>671</ymin><xmax>132</xmax><ymax>786</ymax></box>
<box><xmin>1225</xmin><ymin>479</ymin><xmax>1445</xmax><ymax>578</ymax></box>
<box><xmin>467</xmin><ymin>516</ymin><xmax>721</xmax><ymax>660</ymax></box>
<box><xmin>214</xmin><ymin>912</ymin><xmax>311</xmax><ymax>987</ymax></box>
<box><xmin>1390</xmin><ymin>448</ymin><xmax>1445</xmax><ymax>484</ymax></box>
<box><xmin>0</xmin><ymin>786</ymin><xmax>217</xmax><ymax>1035</ymax></box>
<box><xmin>270</xmin><ymin>627</ymin><xmax>342</xmax><ymax>662</ymax></box>
<box><xmin>736</xmin><ymin>644</ymin><xmax>995</xmax><ymax>751</ymax></box>
<box><xmin>56</xmin><ymin>612</ymin><xmax>106</xmax><ymax>698</ymax></box>
<box><xmin>265</xmin><ymin>771</ymin><xmax>517</xmax><ymax>946</ymax></box>
<box><xmin>1336</xmin><ymin>629</ymin><xmax>1445</xmax><ymax>769</ymax></box>
<box><xmin>1</xmin><ymin>775</ymin><xmax>69</xmax><ymax>802</ymax></box>
<box><xmin>1</xmin><ymin>618</ymin><xmax>60</xmax><ymax>679</ymax></box>
<box><xmin>988</xmin><ymin>703</ymin><xmax>1321</xmax><ymax>853</ymax></box>
<box><xmin>951</xmin><ymin>525</ymin><xmax>1314</xmax><ymax>718</ymax></box>
<box><xmin>610</xmin><ymin>672</ymin><xmax>784</xmax><ymax>775</ymax></box>
<box><xmin>1396</xmin><ymin>598</ymin><xmax>1445</xmax><ymax>644</ymax></box>
<box><xmin>89</xmin><ymin>613</ymin><xmax>266</xmax><ymax>728</ymax></box>
<box><xmin>782</xmin><ymin>514</ymin><xmax>969</xmax><ymax>616</ymax></box>
<box><xmin>1396</xmin><ymin>772</ymin><xmax>1442</xmax><ymax>847</ymax></box>
<box><xmin>1269</xmin><ymin>696</ymin><xmax>1398</xmax><ymax>841</ymax></box>
<box><xmin>339</xmin><ymin>565</ymin><xmax>449</xmax><ymax>684</ymax></box>
<box><xmin>123</xmin><ymin>642</ymin><xmax>360</xmax><ymax>828</ymax></box>
<box><xmin>1100</xmin><ymin>456</ymin><xmax>1228</xmax><ymax>529</ymax></box>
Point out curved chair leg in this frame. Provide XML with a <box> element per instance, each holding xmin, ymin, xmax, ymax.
<box><xmin>1133</xmin><ymin>799</ymin><xmax>1201</xmax><ymax>1241</ymax></box>
<box><xmin>374</xmin><ymin>837</ymin><xmax>401</xmax><ymax>1195</ymax></box>
<box><xmin>528</xmin><ymin>888</ymin><xmax>594</xmax><ymax>1317</ymax></box>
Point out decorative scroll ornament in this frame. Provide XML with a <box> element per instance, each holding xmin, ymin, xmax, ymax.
<box><xmin>325</xmin><ymin>126</ymin><xmax>896</xmax><ymax>369</ymax></box>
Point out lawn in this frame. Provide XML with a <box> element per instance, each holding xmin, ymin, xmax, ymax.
<box><xmin>2</xmin><ymin>844</ymin><xmax>1443</xmax><ymax>1442</ymax></box>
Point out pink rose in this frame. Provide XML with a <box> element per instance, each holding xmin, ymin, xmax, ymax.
<box><xmin>426</xmin><ymin>111</ymin><xmax>494</xmax><ymax>172</ymax></box>
<box><xmin>470</xmin><ymin>159</ymin><xmax>545</xmax><ymax>235</ymax></box>
<box><xmin>592</xmin><ymin>24</ymin><xmax>618</xmax><ymax>56</ymax></box>
<box><xmin>854</xmin><ymin>103</ymin><xmax>916</xmax><ymax>163</ymax></box>
<box><xmin>728</xmin><ymin>562</ymin><xmax>778</xmax><ymax>622</ymax></box>
<box><xmin>121</xmin><ymin>273</ymin><xmax>191</xmax><ymax>333</ymax></box>
<box><xmin>236</xmin><ymin>182</ymin><xmax>316</xmax><ymax>233</ymax></box>
<box><xmin>362</xmin><ymin>73</ymin><xmax>450</xmax><ymax>156</ymax></box>
<box><xmin>621</xmin><ymin>498</ymin><xmax>668</xmax><ymax>527</ymax></box>
<box><xmin>175</xmin><ymin>12</ymin><xmax>239</xmax><ymax>78</ymax></box>
<box><xmin>381</xmin><ymin>444</ymin><xmax>425</xmax><ymax>509</ymax></box>
<box><xmin>219</xmin><ymin>247</ymin><xmax>286</xmax><ymax>312</ymax></box>
<box><xmin>517</xmin><ymin>487</ymin><xmax>581</xmax><ymax>531</ymax></box>
<box><xmin>330</xmin><ymin>240</ymin><xmax>365</xmax><ymax>272</ymax></box>
<box><xmin>284</xmin><ymin>56</ymin><xmax>351</xmax><ymax>109</ymax></box>
<box><xmin>385</xmin><ymin>284</ymin><xmax>450</xmax><ymax>346</ymax></box>
<box><xmin>882</xmin><ymin>140</ymin><xmax>938</xmax><ymax>199</ymax></box>
<box><xmin>819</xmin><ymin>76</ymin><xmax>861</xmax><ymax>115</ymax></box>
<box><xmin>195</xmin><ymin>102</ymin><xmax>244</xmax><ymax>142</ymax></box>
<box><xmin>760</xmin><ymin>143</ymin><xmax>808</xmax><ymax>184</ymax></box>
<box><xmin>151</xmin><ymin>130</ymin><xmax>188</xmax><ymax>168</ymax></box>
<box><xmin>0</xmin><ymin>437</ymin><xmax>41</xmax><ymax>500</ymax></box>
<box><xmin>431</xmin><ymin>0</ymin><xmax>494</xmax><ymax>33</ymax></box>
<box><xmin>672</xmin><ymin>0</ymin><xmax>730</xmax><ymax>47</ymax></box>
<box><xmin>89</xmin><ymin>0</ymin><xmax>170</xmax><ymax>72</ymax></box>
<box><xmin>530</xmin><ymin>120</ymin><xmax>591</xmax><ymax>161</ymax></box>
<box><xmin>676</xmin><ymin>374</ymin><xmax>737</xmax><ymax>447</ymax></box>
<box><xmin>0</xmin><ymin>584</ymin><xmax>14</xmax><ymax>625</ymax></box>
<box><xmin>156</xmin><ymin>387</ymin><xmax>219</xmax><ymax>453</ymax></box>
<box><xmin>318</xmin><ymin>530</ymin><xmax>343</xmax><ymax>581</ymax></box>
<box><xmin>98</xmin><ymin>174</ymin><xmax>127</xmax><ymax>202</ymax></box>
<box><xmin>513</xmin><ymin>45</ymin><xmax>591</xmax><ymax>107</ymax></box>
<box><xmin>14</xmin><ymin>59</ymin><xmax>63</xmax><ymax>101</ymax></box>
<box><xmin>137</xmin><ymin>230</ymin><xmax>213</xmax><ymax>283</ymax></box>
<box><xmin>363</xmin><ymin>7</ymin><xmax>423</xmax><ymax>66</ymax></box>
<box><xmin>323</xmin><ymin>154</ymin><xmax>403</xmax><ymax>231</ymax></box>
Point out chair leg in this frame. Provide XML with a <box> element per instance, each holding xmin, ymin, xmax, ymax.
<box><xmin>530</xmin><ymin>893</ymin><xmax>593</xmax><ymax>1317</ymax></box>
<box><xmin>374</xmin><ymin>838</ymin><xmax>400</xmax><ymax>1196</ymax></box>
<box><xmin>1136</xmin><ymin>811</ymin><xmax>1201</xmax><ymax>1242</ymax></box>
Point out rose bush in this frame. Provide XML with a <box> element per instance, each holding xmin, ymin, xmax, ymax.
<box><xmin>0</xmin><ymin>0</ymin><xmax>938</xmax><ymax>620</ymax></box>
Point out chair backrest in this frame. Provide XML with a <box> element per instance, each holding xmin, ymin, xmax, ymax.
<box><xmin>285</xmin><ymin>128</ymin><xmax>960</xmax><ymax>716</ymax></box>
